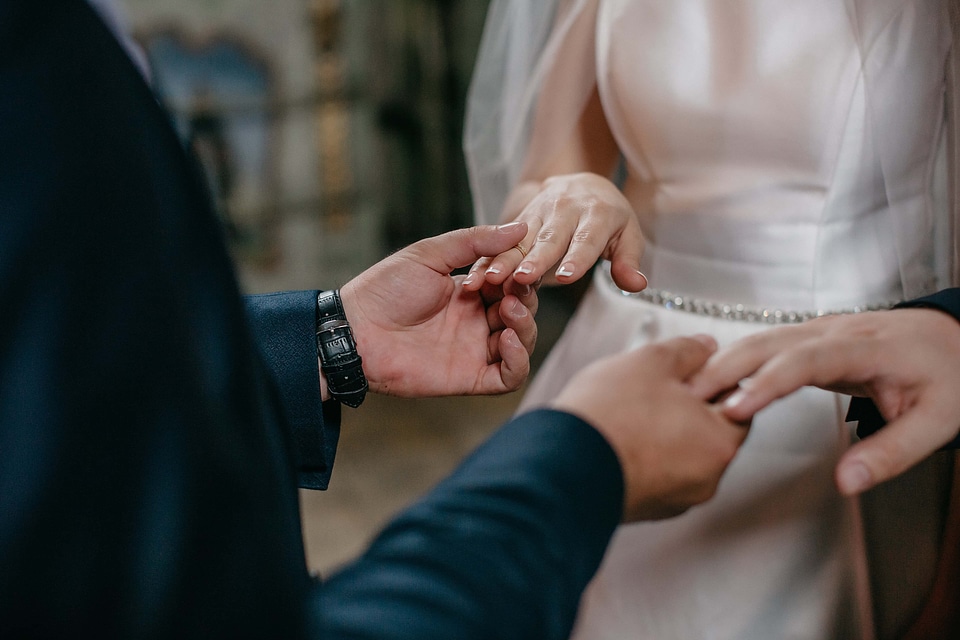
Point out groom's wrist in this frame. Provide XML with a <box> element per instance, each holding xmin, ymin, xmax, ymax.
<box><xmin>316</xmin><ymin>289</ymin><xmax>367</xmax><ymax>408</ymax></box>
<box><xmin>318</xmin><ymin>365</ymin><xmax>331</xmax><ymax>402</ymax></box>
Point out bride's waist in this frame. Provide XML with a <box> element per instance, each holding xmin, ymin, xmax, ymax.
<box><xmin>632</xmin><ymin>212</ymin><xmax>907</xmax><ymax>311</ymax></box>
<box><xmin>617</xmin><ymin>249</ymin><xmax>903</xmax><ymax>320</ymax></box>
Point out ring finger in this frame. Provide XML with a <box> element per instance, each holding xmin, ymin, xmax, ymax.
<box><xmin>481</xmin><ymin>221</ymin><xmax>543</xmax><ymax>286</ymax></box>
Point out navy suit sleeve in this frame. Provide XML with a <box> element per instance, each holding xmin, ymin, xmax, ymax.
<box><xmin>847</xmin><ymin>288</ymin><xmax>960</xmax><ymax>449</ymax></box>
<box><xmin>898</xmin><ymin>288</ymin><xmax>960</xmax><ymax>322</ymax></box>
<box><xmin>245</xmin><ymin>291</ymin><xmax>341</xmax><ymax>490</ymax></box>
<box><xmin>0</xmin><ymin>3</ymin><xmax>322</xmax><ymax>636</ymax></box>
<box><xmin>314</xmin><ymin>409</ymin><xmax>625</xmax><ymax>640</ymax></box>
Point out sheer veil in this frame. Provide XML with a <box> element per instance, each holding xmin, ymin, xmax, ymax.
<box><xmin>464</xmin><ymin>0</ymin><xmax>598</xmax><ymax>224</ymax></box>
<box><xmin>844</xmin><ymin>0</ymin><xmax>952</xmax><ymax>296</ymax></box>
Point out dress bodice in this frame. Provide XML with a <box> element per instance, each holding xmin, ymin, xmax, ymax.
<box><xmin>596</xmin><ymin>0</ymin><xmax>951</xmax><ymax>310</ymax></box>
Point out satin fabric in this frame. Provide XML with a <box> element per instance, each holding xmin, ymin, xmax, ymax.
<box><xmin>494</xmin><ymin>1</ymin><xmax>954</xmax><ymax>638</ymax></box>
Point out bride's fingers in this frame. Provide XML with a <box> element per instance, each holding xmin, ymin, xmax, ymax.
<box><xmin>479</xmin><ymin>273</ymin><xmax>538</xmax><ymax>307</ymax></box>
<box><xmin>484</xmin><ymin>248</ymin><xmax>524</xmax><ymax>285</ymax></box>
<box><xmin>608</xmin><ymin>220</ymin><xmax>647</xmax><ymax>292</ymax></box>
<box><xmin>484</xmin><ymin>224</ymin><xmax>542</xmax><ymax>285</ymax></box>
<box><xmin>552</xmin><ymin>213</ymin><xmax>622</xmax><ymax>284</ymax></box>
<box><xmin>610</xmin><ymin>261</ymin><xmax>648</xmax><ymax>293</ymax></box>
<box><xmin>462</xmin><ymin>256</ymin><xmax>493</xmax><ymax>290</ymax></box>
<box><xmin>512</xmin><ymin>210</ymin><xmax>582</xmax><ymax>285</ymax></box>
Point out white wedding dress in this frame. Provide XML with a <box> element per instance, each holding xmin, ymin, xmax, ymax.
<box><xmin>473</xmin><ymin>1</ymin><xmax>955</xmax><ymax>638</ymax></box>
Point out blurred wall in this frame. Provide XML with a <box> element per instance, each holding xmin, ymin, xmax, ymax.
<box><xmin>117</xmin><ymin>0</ymin><xmax>490</xmax><ymax>293</ymax></box>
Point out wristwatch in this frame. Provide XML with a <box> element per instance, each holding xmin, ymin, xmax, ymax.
<box><xmin>316</xmin><ymin>290</ymin><xmax>367</xmax><ymax>408</ymax></box>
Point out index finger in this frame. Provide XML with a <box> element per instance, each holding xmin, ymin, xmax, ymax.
<box><xmin>716</xmin><ymin>336</ymin><xmax>875</xmax><ymax>422</ymax></box>
<box><xmin>688</xmin><ymin>325</ymin><xmax>811</xmax><ymax>401</ymax></box>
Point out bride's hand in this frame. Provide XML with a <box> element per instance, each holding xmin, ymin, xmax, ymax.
<box><xmin>462</xmin><ymin>173</ymin><xmax>648</xmax><ymax>293</ymax></box>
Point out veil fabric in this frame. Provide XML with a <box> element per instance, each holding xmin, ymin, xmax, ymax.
<box><xmin>844</xmin><ymin>0</ymin><xmax>953</xmax><ymax>297</ymax></box>
<box><xmin>464</xmin><ymin>0</ymin><xmax>599</xmax><ymax>225</ymax></box>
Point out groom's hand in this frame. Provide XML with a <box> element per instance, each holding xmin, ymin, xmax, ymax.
<box><xmin>338</xmin><ymin>223</ymin><xmax>538</xmax><ymax>398</ymax></box>
<box><xmin>552</xmin><ymin>336</ymin><xmax>750</xmax><ymax>522</ymax></box>
<box><xmin>689</xmin><ymin>308</ymin><xmax>960</xmax><ymax>495</ymax></box>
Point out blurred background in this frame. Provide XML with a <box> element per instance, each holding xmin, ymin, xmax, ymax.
<box><xmin>116</xmin><ymin>0</ymin><xmax>580</xmax><ymax>575</ymax></box>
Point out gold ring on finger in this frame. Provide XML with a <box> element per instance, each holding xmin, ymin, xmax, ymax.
<box><xmin>513</xmin><ymin>242</ymin><xmax>529</xmax><ymax>258</ymax></box>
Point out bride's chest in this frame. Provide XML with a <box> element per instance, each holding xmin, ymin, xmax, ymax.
<box><xmin>594</xmin><ymin>0</ymin><xmax>947</xmax><ymax>166</ymax></box>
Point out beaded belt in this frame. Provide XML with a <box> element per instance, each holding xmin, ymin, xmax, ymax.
<box><xmin>608</xmin><ymin>279</ymin><xmax>899</xmax><ymax>324</ymax></box>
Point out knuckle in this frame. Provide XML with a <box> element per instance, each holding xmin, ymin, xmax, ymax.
<box><xmin>642</xmin><ymin>342</ymin><xmax>671</xmax><ymax>361</ymax></box>
<box><xmin>551</xmin><ymin>192</ymin><xmax>572</xmax><ymax>207</ymax></box>
<box><xmin>577</xmin><ymin>195</ymin><xmax>603</xmax><ymax>211</ymax></box>
<box><xmin>572</xmin><ymin>228</ymin><xmax>596</xmax><ymax>244</ymax></box>
<box><xmin>542</xmin><ymin>175</ymin><xmax>562</xmax><ymax>188</ymax></box>
<box><xmin>547</xmin><ymin>194</ymin><xmax>580</xmax><ymax>214</ymax></box>
<box><xmin>535</xmin><ymin>227</ymin><xmax>561</xmax><ymax>245</ymax></box>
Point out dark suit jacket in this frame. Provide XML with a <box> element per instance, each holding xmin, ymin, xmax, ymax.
<box><xmin>0</xmin><ymin>2</ymin><xmax>623</xmax><ymax>638</ymax></box>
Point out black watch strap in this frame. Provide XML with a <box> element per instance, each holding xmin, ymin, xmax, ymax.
<box><xmin>316</xmin><ymin>290</ymin><xmax>367</xmax><ymax>408</ymax></box>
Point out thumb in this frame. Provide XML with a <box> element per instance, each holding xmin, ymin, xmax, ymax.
<box><xmin>836</xmin><ymin>398</ymin><xmax>958</xmax><ymax>495</ymax></box>
<box><xmin>412</xmin><ymin>223</ymin><xmax>528</xmax><ymax>273</ymax></box>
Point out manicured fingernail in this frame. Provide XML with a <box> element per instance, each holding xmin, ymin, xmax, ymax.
<box><xmin>516</xmin><ymin>264</ymin><xmax>534</xmax><ymax>275</ymax></box>
<box><xmin>556</xmin><ymin>263</ymin><xmax>575</xmax><ymax>278</ymax></box>
<box><xmin>838</xmin><ymin>461</ymin><xmax>871</xmax><ymax>494</ymax></box>
<box><xmin>486</xmin><ymin>265</ymin><xmax>502</xmax><ymax>275</ymax></box>
<box><xmin>638</xmin><ymin>271</ymin><xmax>649</xmax><ymax>289</ymax></box>
<box><xmin>462</xmin><ymin>272</ymin><xmax>477</xmax><ymax>286</ymax></box>
<box><xmin>497</xmin><ymin>222</ymin><xmax>524</xmax><ymax>233</ymax></box>
<box><xmin>510</xmin><ymin>298</ymin><xmax>528</xmax><ymax>317</ymax></box>
<box><xmin>723</xmin><ymin>389</ymin><xmax>747</xmax><ymax>410</ymax></box>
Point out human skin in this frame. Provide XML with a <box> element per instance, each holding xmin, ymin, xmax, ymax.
<box><xmin>337</xmin><ymin>223</ymin><xmax>540</xmax><ymax>398</ymax></box>
<box><xmin>688</xmin><ymin>308</ymin><xmax>960</xmax><ymax>495</ymax></box>
<box><xmin>552</xmin><ymin>335</ymin><xmax>750</xmax><ymax>522</ymax></box>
